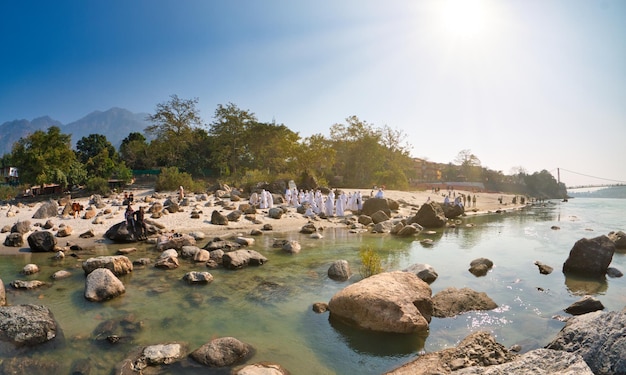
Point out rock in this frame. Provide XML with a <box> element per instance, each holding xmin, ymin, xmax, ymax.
<box><xmin>155</xmin><ymin>233</ymin><xmax>196</xmax><ymax>251</ymax></box>
<box><xmin>371</xmin><ymin>210</ymin><xmax>390</xmax><ymax>224</ymax></box>
<box><xmin>180</xmin><ymin>245</ymin><xmax>201</xmax><ymax>258</ymax></box>
<box><xmin>563</xmin><ymin>235</ymin><xmax>615</xmax><ymax>277</ymax></box>
<box><xmin>234</xmin><ymin>362</ymin><xmax>291</xmax><ymax>375</ymax></box>
<box><xmin>83</xmin><ymin>208</ymin><xmax>96</xmax><ymax>220</ymax></box>
<box><xmin>442</xmin><ymin>203</ymin><xmax>464</xmax><ymax>219</ymax></box>
<box><xmin>27</xmin><ymin>231</ymin><xmax>57</xmax><ymax>252</ymax></box>
<box><xmin>10</xmin><ymin>280</ymin><xmax>46</xmax><ymax>289</ymax></box>
<box><xmin>469</xmin><ymin>257</ymin><xmax>494</xmax><ymax>276</ymax></box>
<box><xmin>385</xmin><ymin>331</ymin><xmax>517</xmax><ymax>374</ymax></box>
<box><xmin>361</xmin><ymin>198</ymin><xmax>391</xmax><ymax>216</ymax></box>
<box><xmin>117</xmin><ymin>247</ymin><xmax>137</xmax><ymax>255</ymax></box>
<box><xmin>606</xmin><ymin>267</ymin><xmax>623</xmax><ymax>278</ymax></box>
<box><xmin>300</xmin><ymin>223</ymin><xmax>317</xmax><ymax>234</ymax></box>
<box><xmin>104</xmin><ymin>221</ymin><xmax>138</xmax><ymax>243</ymax></box>
<box><xmin>409</xmin><ymin>202</ymin><xmax>447</xmax><ymax>228</ymax></box>
<box><xmin>79</xmin><ymin>228</ymin><xmax>95</xmax><ymax>238</ymax></box>
<box><xmin>193</xmin><ymin>249</ymin><xmax>211</xmax><ymax>262</ymax></box>
<box><xmin>4</xmin><ymin>232</ymin><xmax>23</xmax><ymax>247</ymax></box>
<box><xmin>358</xmin><ymin>215</ymin><xmax>373</xmax><ymax>226</ymax></box>
<box><xmin>43</xmin><ymin>220</ymin><xmax>54</xmax><ymax>229</ymax></box>
<box><xmin>432</xmin><ymin>287</ymin><xmax>498</xmax><ymax>317</ymax></box>
<box><xmin>203</xmin><ymin>239</ymin><xmax>241</xmax><ymax>252</ymax></box>
<box><xmin>372</xmin><ymin>220</ymin><xmax>394</xmax><ymax>233</ymax></box>
<box><xmin>188</xmin><ymin>231</ymin><xmax>206</xmax><ymax>240</ymax></box>
<box><xmin>607</xmin><ymin>230</ymin><xmax>626</xmax><ymax>250</ymax></box>
<box><xmin>564</xmin><ymin>295</ymin><xmax>604</xmax><ymax>315</ymax></box>
<box><xmin>452</xmin><ymin>348</ymin><xmax>593</xmax><ymax>375</ymax></box>
<box><xmin>0</xmin><ymin>278</ymin><xmax>5</xmax><ymax>306</ymax></box>
<box><xmin>546</xmin><ymin>310</ymin><xmax>626</xmax><ymax>375</ymax></box>
<box><xmin>312</xmin><ymin>302</ymin><xmax>329</xmax><ymax>313</ymax></box>
<box><xmin>328</xmin><ymin>271</ymin><xmax>432</xmax><ymax>334</ymax></box>
<box><xmin>397</xmin><ymin>224</ymin><xmax>420</xmax><ymax>237</ymax></box>
<box><xmin>403</xmin><ymin>263</ymin><xmax>438</xmax><ymax>284</ymax></box>
<box><xmin>222</xmin><ymin>250</ymin><xmax>268</xmax><ymax>270</ymax></box>
<box><xmin>84</xmin><ymin>268</ymin><xmax>126</xmax><ymax>302</ymax></box>
<box><xmin>190</xmin><ymin>336</ymin><xmax>253</xmax><ymax>367</ymax></box>
<box><xmin>282</xmin><ymin>240</ymin><xmax>301</xmax><ymax>254</ymax></box>
<box><xmin>227</xmin><ymin>210</ymin><xmax>242</xmax><ymax>221</ymax></box>
<box><xmin>1</xmin><ymin>225</ymin><xmax>11</xmax><ymax>233</ymax></box>
<box><xmin>0</xmin><ymin>304</ymin><xmax>58</xmax><ymax>347</ymax></box>
<box><xmin>32</xmin><ymin>200</ymin><xmax>58</xmax><ymax>219</ymax></box>
<box><xmin>82</xmin><ymin>255</ymin><xmax>133</xmax><ymax>276</ymax></box>
<box><xmin>22</xmin><ymin>263</ymin><xmax>39</xmax><ymax>275</ymax></box>
<box><xmin>56</xmin><ymin>225</ymin><xmax>72</xmax><ymax>237</ymax></box>
<box><xmin>182</xmin><ymin>271</ymin><xmax>214</xmax><ymax>284</ymax></box>
<box><xmin>154</xmin><ymin>250</ymin><xmax>180</xmax><ymax>269</ymax></box>
<box><xmin>268</xmin><ymin>207</ymin><xmax>283</xmax><ymax>219</ymax></box>
<box><xmin>328</xmin><ymin>260</ymin><xmax>351</xmax><ymax>281</ymax></box>
<box><xmin>51</xmin><ymin>270</ymin><xmax>72</xmax><ymax>279</ymax></box>
<box><xmin>262</xmin><ymin>224</ymin><xmax>273</xmax><ymax>231</ymax></box>
<box><xmin>11</xmin><ymin>220</ymin><xmax>31</xmax><ymax>234</ymax></box>
<box><xmin>211</xmin><ymin>210</ymin><xmax>229</xmax><ymax>225</ymax></box>
<box><xmin>534</xmin><ymin>260</ymin><xmax>554</xmax><ymax>274</ymax></box>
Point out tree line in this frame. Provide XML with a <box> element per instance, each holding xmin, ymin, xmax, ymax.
<box><xmin>0</xmin><ymin>95</ymin><xmax>416</xmax><ymax>194</ymax></box>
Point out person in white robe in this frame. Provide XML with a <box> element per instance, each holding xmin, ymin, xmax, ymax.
<box><xmin>356</xmin><ymin>191</ymin><xmax>363</xmax><ymax>211</ymax></box>
<box><xmin>336</xmin><ymin>192</ymin><xmax>346</xmax><ymax>216</ymax></box>
<box><xmin>249</xmin><ymin>192</ymin><xmax>259</xmax><ymax>207</ymax></box>
<box><xmin>267</xmin><ymin>190</ymin><xmax>274</xmax><ymax>208</ymax></box>
<box><xmin>260</xmin><ymin>189</ymin><xmax>268</xmax><ymax>209</ymax></box>
<box><xmin>324</xmin><ymin>191</ymin><xmax>335</xmax><ymax>216</ymax></box>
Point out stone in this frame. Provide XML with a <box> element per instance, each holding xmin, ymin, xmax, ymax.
<box><xmin>234</xmin><ymin>362</ymin><xmax>291</xmax><ymax>375</ymax></box>
<box><xmin>546</xmin><ymin>310</ymin><xmax>626</xmax><ymax>375</ymax></box>
<box><xmin>210</xmin><ymin>210</ymin><xmax>229</xmax><ymax>225</ymax></box>
<box><xmin>562</xmin><ymin>235</ymin><xmax>615</xmax><ymax>277</ymax></box>
<box><xmin>403</xmin><ymin>263</ymin><xmax>438</xmax><ymax>284</ymax></box>
<box><xmin>222</xmin><ymin>250</ymin><xmax>268</xmax><ymax>270</ymax></box>
<box><xmin>154</xmin><ymin>250</ymin><xmax>180</xmax><ymax>269</ymax></box>
<box><xmin>32</xmin><ymin>200</ymin><xmax>58</xmax><ymax>219</ymax></box>
<box><xmin>79</xmin><ymin>229</ymin><xmax>95</xmax><ymax>238</ymax></box>
<box><xmin>227</xmin><ymin>210</ymin><xmax>242</xmax><ymax>221</ymax></box>
<box><xmin>409</xmin><ymin>201</ymin><xmax>447</xmax><ymax>228</ymax></box>
<box><xmin>21</xmin><ymin>263</ymin><xmax>39</xmax><ymax>275</ymax></box>
<box><xmin>361</xmin><ymin>198</ymin><xmax>391</xmax><ymax>216</ymax></box>
<box><xmin>56</xmin><ymin>225</ymin><xmax>72</xmax><ymax>237</ymax></box>
<box><xmin>358</xmin><ymin>215</ymin><xmax>373</xmax><ymax>226</ymax></box>
<box><xmin>182</xmin><ymin>271</ymin><xmax>214</xmax><ymax>284</ymax></box>
<box><xmin>10</xmin><ymin>280</ymin><xmax>46</xmax><ymax>289</ymax></box>
<box><xmin>11</xmin><ymin>220</ymin><xmax>31</xmax><ymax>234</ymax></box>
<box><xmin>51</xmin><ymin>270</ymin><xmax>72</xmax><ymax>279</ymax></box>
<box><xmin>312</xmin><ymin>302</ymin><xmax>329</xmax><ymax>313</ymax></box>
<box><xmin>328</xmin><ymin>271</ymin><xmax>432</xmax><ymax>334</ymax></box>
<box><xmin>84</xmin><ymin>268</ymin><xmax>126</xmax><ymax>302</ymax></box>
<box><xmin>27</xmin><ymin>231</ymin><xmax>57</xmax><ymax>252</ymax></box>
<box><xmin>534</xmin><ymin>260</ymin><xmax>554</xmax><ymax>274</ymax></box>
<box><xmin>155</xmin><ymin>233</ymin><xmax>196</xmax><ymax>251</ymax></box>
<box><xmin>82</xmin><ymin>255</ymin><xmax>133</xmax><ymax>276</ymax></box>
<box><xmin>0</xmin><ymin>304</ymin><xmax>58</xmax><ymax>347</ymax></box>
<box><xmin>371</xmin><ymin>210</ymin><xmax>390</xmax><ymax>224</ymax></box>
<box><xmin>607</xmin><ymin>230</ymin><xmax>626</xmax><ymax>250</ymax></box>
<box><xmin>432</xmin><ymin>287</ymin><xmax>498</xmax><ymax>317</ymax></box>
<box><xmin>268</xmin><ymin>207</ymin><xmax>283</xmax><ymax>219</ymax></box>
<box><xmin>4</xmin><ymin>232</ymin><xmax>23</xmax><ymax>247</ymax></box>
<box><xmin>190</xmin><ymin>336</ymin><xmax>253</xmax><ymax>367</ymax></box>
<box><xmin>564</xmin><ymin>295</ymin><xmax>605</xmax><ymax>315</ymax></box>
<box><xmin>469</xmin><ymin>258</ymin><xmax>494</xmax><ymax>276</ymax></box>
<box><xmin>282</xmin><ymin>240</ymin><xmax>301</xmax><ymax>254</ymax></box>
<box><xmin>328</xmin><ymin>260</ymin><xmax>351</xmax><ymax>281</ymax></box>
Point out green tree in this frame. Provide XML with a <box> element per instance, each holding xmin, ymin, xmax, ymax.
<box><xmin>11</xmin><ymin>126</ymin><xmax>77</xmax><ymax>187</ymax></box>
<box><xmin>76</xmin><ymin>134</ymin><xmax>116</xmax><ymax>165</ymax></box>
<box><xmin>290</xmin><ymin>133</ymin><xmax>336</xmax><ymax>184</ymax></box>
<box><xmin>243</xmin><ymin>121</ymin><xmax>300</xmax><ymax>174</ymax></box>
<box><xmin>146</xmin><ymin>95</ymin><xmax>204</xmax><ymax>169</ymax></box>
<box><xmin>120</xmin><ymin>132</ymin><xmax>154</xmax><ymax>170</ymax></box>
<box><xmin>209</xmin><ymin>103</ymin><xmax>257</xmax><ymax>177</ymax></box>
<box><xmin>454</xmin><ymin>149</ymin><xmax>482</xmax><ymax>182</ymax></box>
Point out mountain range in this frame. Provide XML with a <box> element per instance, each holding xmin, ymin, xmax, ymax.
<box><xmin>0</xmin><ymin>107</ymin><xmax>150</xmax><ymax>157</ymax></box>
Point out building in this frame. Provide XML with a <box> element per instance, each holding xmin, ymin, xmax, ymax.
<box><xmin>0</xmin><ymin>166</ymin><xmax>18</xmax><ymax>185</ymax></box>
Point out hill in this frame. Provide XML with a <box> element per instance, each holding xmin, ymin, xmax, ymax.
<box><xmin>0</xmin><ymin>108</ymin><xmax>150</xmax><ymax>156</ymax></box>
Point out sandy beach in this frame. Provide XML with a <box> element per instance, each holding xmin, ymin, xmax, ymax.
<box><xmin>0</xmin><ymin>187</ymin><xmax>526</xmax><ymax>255</ymax></box>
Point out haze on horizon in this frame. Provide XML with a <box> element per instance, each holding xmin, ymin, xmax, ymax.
<box><xmin>1</xmin><ymin>0</ymin><xmax>625</xmax><ymax>188</ymax></box>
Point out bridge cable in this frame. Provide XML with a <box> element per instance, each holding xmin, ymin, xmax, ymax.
<box><xmin>558</xmin><ymin>168</ymin><xmax>626</xmax><ymax>184</ymax></box>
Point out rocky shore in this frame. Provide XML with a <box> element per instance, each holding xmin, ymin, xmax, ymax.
<box><xmin>0</xmin><ymin>186</ymin><xmax>624</xmax><ymax>374</ymax></box>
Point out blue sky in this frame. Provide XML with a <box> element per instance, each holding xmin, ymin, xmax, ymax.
<box><xmin>1</xmin><ymin>0</ymin><xmax>625</xmax><ymax>187</ymax></box>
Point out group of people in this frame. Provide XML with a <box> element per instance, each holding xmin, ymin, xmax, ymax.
<box><xmin>248</xmin><ymin>187</ymin><xmax>364</xmax><ymax>218</ymax></box>
<box><xmin>443</xmin><ymin>193</ymin><xmax>477</xmax><ymax>208</ymax></box>
<box><xmin>125</xmin><ymin>204</ymin><xmax>147</xmax><ymax>240</ymax></box>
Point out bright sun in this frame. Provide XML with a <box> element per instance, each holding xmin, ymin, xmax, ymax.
<box><xmin>438</xmin><ymin>0</ymin><xmax>491</xmax><ymax>40</ymax></box>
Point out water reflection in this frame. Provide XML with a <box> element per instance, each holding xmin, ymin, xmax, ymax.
<box><xmin>563</xmin><ymin>273</ymin><xmax>608</xmax><ymax>295</ymax></box>
<box><xmin>328</xmin><ymin>316</ymin><xmax>427</xmax><ymax>356</ymax></box>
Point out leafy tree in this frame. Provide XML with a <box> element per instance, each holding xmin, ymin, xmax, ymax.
<box><xmin>523</xmin><ymin>170</ymin><xmax>567</xmax><ymax>199</ymax></box>
<box><xmin>76</xmin><ymin>134</ymin><xmax>116</xmax><ymax>165</ymax></box>
<box><xmin>120</xmin><ymin>132</ymin><xmax>154</xmax><ymax>170</ymax></box>
<box><xmin>243</xmin><ymin>121</ymin><xmax>300</xmax><ymax>174</ymax></box>
<box><xmin>146</xmin><ymin>95</ymin><xmax>204</xmax><ymax>169</ymax></box>
<box><xmin>290</xmin><ymin>133</ymin><xmax>336</xmax><ymax>184</ymax></box>
<box><xmin>209</xmin><ymin>103</ymin><xmax>257</xmax><ymax>177</ymax></box>
<box><xmin>11</xmin><ymin>126</ymin><xmax>77</xmax><ymax>187</ymax></box>
<box><xmin>454</xmin><ymin>149</ymin><xmax>482</xmax><ymax>182</ymax></box>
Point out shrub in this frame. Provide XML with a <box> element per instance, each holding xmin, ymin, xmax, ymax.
<box><xmin>85</xmin><ymin>177</ymin><xmax>111</xmax><ymax>196</ymax></box>
<box><xmin>155</xmin><ymin>167</ymin><xmax>205</xmax><ymax>193</ymax></box>
<box><xmin>359</xmin><ymin>246</ymin><xmax>383</xmax><ymax>278</ymax></box>
<box><xmin>0</xmin><ymin>185</ymin><xmax>19</xmax><ymax>201</ymax></box>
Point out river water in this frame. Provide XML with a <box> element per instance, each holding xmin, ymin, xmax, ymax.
<box><xmin>1</xmin><ymin>198</ymin><xmax>625</xmax><ymax>374</ymax></box>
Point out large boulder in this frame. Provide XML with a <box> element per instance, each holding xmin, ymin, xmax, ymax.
<box><xmin>564</xmin><ymin>295</ymin><xmax>605</xmax><ymax>315</ymax></box>
<box><xmin>432</xmin><ymin>287</ymin><xmax>498</xmax><ymax>317</ymax></box>
<box><xmin>27</xmin><ymin>231</ymin><xmax>57</xmax><ymax>252</ymax></box>
<box><xmin>442</xmin><ymin>203</ymin><xmax>464</xmax><ymax>219</ymax></box>
<box><xmin>328</xmin><ymin>260</ymin><xmax>351</xmax><ymax>281</ymax></box>
<box><xmin>189</xmin><ymin>336</ymin><xmax>253</xmax><ymax>367</ymax></box>
<box><xmin>371</xmin><ymin>210</ymin><xmax>390</xmax><ymax>224</ymax></box>
<box><xmin>409</xmin><ymin>202</ymin><xmax>447</xmax><ymax>228</ymax></box>
<box><xmin>607</xmin><ymin>230</ymin><xmax>626</xmax><ymax>250</ymax></box>
<box><xmin>11</xmin><ymin>220</ymin><xmax>31</xmax><ymax>234</ymax></box>
<box><xmin>32</xmin><ymin>200</ymin><xmax>58</xmax><ymax>219</ymax></box>
<box><xmin>104</xmin><ymin>221</ymin><xmax>137</xmax><ymax>243</ymax></box>
<box><xmin>0</xmin><ymin>304</ymin><xmax>58</xmax><ymax>347</ymax></box>
<box><xmin>222</xmin><ymin>250</ymin><xmax>268</xmax><ymax>270</ymax></box>
<box><xmin>403</xmin><ymin>263</ymin><xmax>438</xmax><ymax>284</ymax></box>
<box><xmin>211</xmin><ymin>210</ymin><xmax>229</xmax><ymax>225</ymax></box>
<box><xmin>328</xmin><ymin>271</ymin><xmax>432</xmax><ymax>334</ymax></box>
<box><xmin>84</xmin><ymin>268</ymin><xmax>126</xmax><ymax>302</ymax></box>
<box><xmin>361</xmin><ymin>198</ymin><xmax>391</xmax><ymax>217</ymax></box>
<box><xmin>562</xmin><ymin>235</ymin><xmax>615</xmax><ymax>277</ymax></box>
<box><xmin>82</xmin><ymin>255</ymin><xmax>133</xmax><ymax>276</ymax></box>
<box><xmin>545</xmin><ymin>310</ymin><xmax>626</xmax><ymax>375</ymax></box>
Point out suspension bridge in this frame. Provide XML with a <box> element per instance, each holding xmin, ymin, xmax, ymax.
<box><xmin>552</xmin><ymin>168</ymin><xmax>626</xmax><ymax>189</ymax></box>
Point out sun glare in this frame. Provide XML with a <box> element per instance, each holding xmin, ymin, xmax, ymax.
<box><xmin>438</xmin><ymin>0</ymin><xmax>491</xmax><ymax>40</ymax></box>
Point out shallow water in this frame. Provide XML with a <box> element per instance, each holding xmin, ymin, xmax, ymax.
<box><xmin>1</xmin><ymin>198</ymin><xmax>624</xmax><ymax>374</ymax></box>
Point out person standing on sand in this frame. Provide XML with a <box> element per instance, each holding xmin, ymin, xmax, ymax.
<box><xmin>134</xmin><ymin>206</ymin><xmax>147</xmax><ymax>240</ymax></box>
<box><xmin>473</xmin><ymin>195</ymin><xmax>477</xmax><ymax>207</ymax></box>
<box><xmin>179</xmin><ymin>186</ymin><xmax>184</xmax><ymax>201</ymax></box>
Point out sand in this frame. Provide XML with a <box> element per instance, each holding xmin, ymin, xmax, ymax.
<box><xmin>0</xmin><ymin>187</ymin><xmax>526</xmax><ymax>255</ymax></box>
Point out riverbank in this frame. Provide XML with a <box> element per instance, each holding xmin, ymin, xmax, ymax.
<box><xmin>0</xmin><ymin>188</ymin><xmax>526</xmax><ymax>255</ymax></box>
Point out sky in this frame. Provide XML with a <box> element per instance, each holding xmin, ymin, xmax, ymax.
<box><xmin>1</xmin><ymin>0</ymin><xmax>625</xmax><ymax>187</ymax></box>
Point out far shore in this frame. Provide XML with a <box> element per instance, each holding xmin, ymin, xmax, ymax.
<box><xmin>0</xmin><ymin>187</ymin><xmax>528</xmax><ymax>256</ymax></box>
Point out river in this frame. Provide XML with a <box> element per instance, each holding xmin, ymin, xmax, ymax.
<box><xmin>1</xmin><ymin>198</ymin><xmax>624</xmax><ymax>374</ymax></box>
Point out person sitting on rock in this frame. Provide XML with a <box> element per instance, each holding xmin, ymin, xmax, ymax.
<box><xmin>125</xmin><ymin>204</ymin><xmax>135</xmax><ymax>231</ymax></box>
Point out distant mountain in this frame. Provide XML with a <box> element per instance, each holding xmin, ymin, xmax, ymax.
<box><xmin>568</xmin><ymin>186</ymin><xmax>626</xmax><ymax>199</ymax></box>
<box><xmin>64</xmin><ymin>107</ymin><xmax>150</xmax><ymax>149</ymax></box>
<box><xmin>0</xmin><ymin>108</ymin><xmax>150</xmax><ymax>156</ymax></box>
<box><xmin>0</xmin><ymin>116</ymin><xmax>63</xmax><ymax>156</ymax></box>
